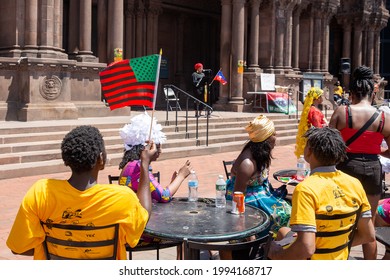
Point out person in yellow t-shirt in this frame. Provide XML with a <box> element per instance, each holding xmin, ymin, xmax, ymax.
<box><xmin>6</xmin><ymin>125</ymin><xmax>157</xmax><ymax>260</ymax></box>
<box><xmin>333</xmin><ymin>81</ymin><xmax>343</xmax><ymax>104</ymax></box>
<box><xmin>268</xmin><ymin>127</ymin><xmax>375</xmax><ymax>260</ymax></box>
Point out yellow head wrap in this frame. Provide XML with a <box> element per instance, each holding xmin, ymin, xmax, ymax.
<box><xmin>245</xmin><ymin>115</ymin><xmax>275</xmax><ymax>143</ymax></box>
<box><xmin>294</xmin><ymin>87</ymin><xmax>323</xmax><ymax>158</ymax></box>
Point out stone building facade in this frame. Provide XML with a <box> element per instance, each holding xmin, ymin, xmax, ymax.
<box><xmin>0</xmin><ymin>0</ymin><xmax>388</xmax><ymax>121</ymax></box>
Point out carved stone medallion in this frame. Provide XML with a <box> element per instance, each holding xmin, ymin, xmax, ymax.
<box><xmin>40</xmin><ymin>75</ymin><xmax>62</xmax><ymax>100</ymax></box>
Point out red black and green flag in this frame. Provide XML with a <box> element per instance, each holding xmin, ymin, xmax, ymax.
<box><xmin>99</xmin><ymin>54</ymin><xmax>160</xmax><ymax>110</ymax></box>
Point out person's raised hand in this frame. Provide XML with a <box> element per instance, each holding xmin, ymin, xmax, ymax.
<box><xmin>140</xmin><ymin>141</ymin><xmax>157</xmax><ymax>165</ymax></box>
<box><xmin>177</xmin><ymin>160</ymin><xmax>193</xmax><ymax>178</ymax></box>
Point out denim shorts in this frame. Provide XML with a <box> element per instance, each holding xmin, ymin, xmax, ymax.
<box><xmin>337</xmin><ymin>154</ymin><xmax>382</xmax><ymax>195</ymax></box>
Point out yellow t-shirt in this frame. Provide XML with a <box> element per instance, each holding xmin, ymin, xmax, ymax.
<box><xmin>6</xmin><ymin>179</ymin><xmax>149</xmax><ymax>260</ymax></box>
<box><xmin>334</xmin><ymin>86</ymin><xmax>343</xmax><ymax>97</ymax></box>
<box><xmin>290</xmin><ymin>170</ymin><xmax>371</xmax><ymax>260</ymax></box>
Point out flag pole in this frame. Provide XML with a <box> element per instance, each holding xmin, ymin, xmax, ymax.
<box><xmin>148</xmin><ymin>49</ymin><xmax>163</xmax><ymax>142</ymax></box>
<box><xmin>209</xmin><ymin>68</ymin><xmax>222</xmax><ymax>87</ymax></box>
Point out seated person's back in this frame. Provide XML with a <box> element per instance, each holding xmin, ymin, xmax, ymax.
<box><xmin>6</xmin><ymin>125</ymin><xmax>155</xmax><ymax>260</ymax></box>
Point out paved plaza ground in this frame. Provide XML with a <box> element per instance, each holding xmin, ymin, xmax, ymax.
<box><xmin>0</xmin><ymin>142</ymin><xmax>386</xmax><ymax>260</ymax></box>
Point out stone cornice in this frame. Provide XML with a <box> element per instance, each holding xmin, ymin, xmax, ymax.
<box><xmin>0</xmin><ymin>58</ymin><xmax>106</xmax><ymax>73</ymax></box>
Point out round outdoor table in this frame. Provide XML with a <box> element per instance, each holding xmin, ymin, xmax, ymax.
<box><xmin>144</xmin><ymin>197</ymin><xmax>270</xmax><ymax>243</ymax></box>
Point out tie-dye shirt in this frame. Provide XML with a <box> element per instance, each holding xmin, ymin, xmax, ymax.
<box><xmin>119</xmin><ymin>160</ymin><xmax>171</xmax><ymax>203</ymax></box>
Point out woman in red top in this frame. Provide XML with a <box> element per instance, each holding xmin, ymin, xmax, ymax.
<box><xmin>295</xmin><ymin>87</ymin><xmax>328</xmax><ymax>158</ymax></box>
<box><xmin>329</xmin><ymin>65</ymin><xmax>390</xmax><ymax>259</ymax></box>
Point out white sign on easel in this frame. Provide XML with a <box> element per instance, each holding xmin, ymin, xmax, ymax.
<box><xmin>260</xmin><ymin>73</ymin><xmax>275</xmax><ymax>91</ymax></box>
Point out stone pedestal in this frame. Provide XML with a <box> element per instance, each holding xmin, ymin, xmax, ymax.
<box><xmin>0</xmin><ymin>57</ymin><xmax>130</xmax><ymax>121</ymax></box>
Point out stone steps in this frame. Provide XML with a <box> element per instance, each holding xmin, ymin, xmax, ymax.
<box><xmin>0</xmin><ymin>111</ymin><xmax>301</xmax><ymax>179</ymax></box>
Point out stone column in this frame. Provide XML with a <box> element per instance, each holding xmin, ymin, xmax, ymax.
<box><xmin>68</xmin><ymin>0</ymin><xmax>79</xmax><ymax>56</ymax></box>
<box><xmin>53</xmin><ymin>0</ymin><xmax>63</xmax><ymax>50</ymax></box>
<box><xmin>248</xmin><ymin>0</ymin><xmax>261</xmax><ymax>69</ymax></box>
<box><xmin>218</xmin><ymin>0</ymin><xmax>232</xmax><ymax>105</ymax></box>
<box><xmin>146</xmin><ymin>1</ymin><xmax>161</xmax><ymax>54</ymax></box>
<box><xmin>284</xmin><ymin>8</ymin><xmax>293</xmax><ymax>72</ymax></box>
<box><xmin>308</xmin><ymin>14</ymin><xmax>314</xmax><ymax>71</ymax></box>
<box><xmin>342</xmin><ymin>21</ymin><xmax>351</xmax><ymax>58</ymax></box>
<box><xmin>37</xmin><ymin>0</ymin><xmax>66</xmax><ymax>58</ymax></box>
<box><xmin>135</xmin><ymin>3</ymin><xmax>145</xmax><ymax>57</ymax></box>
<box><xmin>124</xmin><ymin>0</ymin><xmax>135</xmax><ymax>59</ymax></box>
<box><xmin>352</xmin><ymin>22</ymin><xmax>363</xmax><ymax>69</ymax></box>
<box><xmin>367</xmin><ymin>29</ymin><xmax>375</xmax><ymax>69</ymax></box>
<box><xmin>374</xmin><ymin>30</ymin><xmax>381</xmax><ymax>74</ymax></box>
<box><xmin>107</xmin><ymin>0</ymin><xmax>124</xmax><ymax>63</ymax></box>
<box><xmin>39</xmin><ymin>0</ymin><xmax>55</xmax><ymax>57</ymax></box>
<box><xmin>321</xmin><ymin>17</ymin><xmax>330</xmax><ymax>72</ymax></box>
<box><xmin>24</xmin><ymin>0</ymin><xmax>39</xmax><ymax>56</ymax></box>
<box><xmin>292</xmin><ymin>8</ymin><xmax>301</xmax><ymax>71</ymax></box>
<box><xmin>274</xmin><ymin>8</ymin><xmax>285</xmax><ymax>71</ymax></box>
<box><xmin>312</xmin><ymin>12</ymin><xmax>322</xmax><ymax>72</ymax></box>
<box><xmin>230</xmin><ymin>0</ymin><xmax>245</xmax><ymax>103</ymax></box>
<box><xmin>77</xmin><ymin>0</ymin><xmax>97</xmax><ymax>61</ymax></box>
<box><xmin>98</xmin><ymin>0</ymin><xmax>108</xmax><ymax>62</ymax></box>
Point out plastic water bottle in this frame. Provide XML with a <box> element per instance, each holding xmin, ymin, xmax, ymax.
<box><xmin>188</xmin><ymin>170</ymin><xmax>199</xmax><ymax>201</ymax></box>
<box><xmin>215</xmin><ymin>175</ymin><xmax>227</xmax><ymax>208</ymax></box>
<box><xmin>296</xmin><ymin>155</ymin><xmax>306</xmax><ymax>181</ymax></box>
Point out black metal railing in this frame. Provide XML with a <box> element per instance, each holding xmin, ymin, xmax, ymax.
<box><xmin>163</xmin><ymin>84</ymin><xmax>213</xmax><ymax>146</ymax></box>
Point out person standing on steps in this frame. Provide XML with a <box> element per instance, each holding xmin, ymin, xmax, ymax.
<box><xmin>192</xmin><ymin>62</ymin><xmax>206</xmax><ymax>117</ymax></box>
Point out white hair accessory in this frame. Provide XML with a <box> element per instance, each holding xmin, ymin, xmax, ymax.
<box><xmin>119</xmin><ymin>112</ymin><xmax>166</xmax><ymax>151</ymax></box>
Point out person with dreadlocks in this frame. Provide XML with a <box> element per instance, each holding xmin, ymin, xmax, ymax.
<box><xmin>268</xmin><ymin>127</ymin><xmax>375</xmax><ymax>260</ymax></box>
<box><xmin>295</xmin><ymin>87</ymin><xmax>328</xmax><ymax>158</ymax></box>
<box><xmin>329</xmin><ymin>65</ymin><xmax>390</xmax><ymax>259</ymax></box>
<box><xmin>7</xmin><ymin>126</ymin><xmax>156</xmax><ymax>259</ymax></box>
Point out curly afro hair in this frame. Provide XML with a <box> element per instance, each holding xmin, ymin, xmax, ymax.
<box><xmin>61</xmin><ymin>125</ymin><xmax>106</xmax><ymax>173</ymax></box>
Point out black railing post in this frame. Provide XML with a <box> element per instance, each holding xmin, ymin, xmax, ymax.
<box><xmin>206</xmin><ymin>109</ymin><xmax>210</xmax><ymax>146</ymax></box>
<box><xmin>165</xmin><ymin>85</ymin><xmax>170</xmax><ymax>126</ymax></box>
<box><xmin>175</xmin><ymin>94</ymin><xmax>179</xmax><ymax>132</ymax></box>
<box><xmin>185</xmin><ymin>97</ymin><xmax>189</xmax><ymax>139</ymax></box>
<box><xmin>165</xmin><ymin>84</ymin><xmax>213</xmax><ymax>147</ymax></box>
<box><xmin>195</xmin><ymin>102</ymin><xmax>200</xmax><ymax>146</ymax></box>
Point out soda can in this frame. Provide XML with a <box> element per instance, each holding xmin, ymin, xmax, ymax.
<box><xmin>232</xmin><ymin>191</ymin><xmax>245</xmax><ymax>214</ymax></box>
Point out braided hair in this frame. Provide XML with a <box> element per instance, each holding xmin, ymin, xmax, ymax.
<box><xmin>118</xmin><ymin>144</ymin><xmax>144</xmax><ymax>170</ymax></box>
<box><xmin>242</xmin><ymin>140</ymin><xmax>274</xmax><ymax>172</ymax></box>
<box><xmin>304</xmin><ymin>127</ymin><xmax>347</xmax><ymax>166</ymax></box>
<box><xmin>61</xmin><ymin>126</ymin><xmax>106</xmax><ymax>173</ymax></box>
<box><xmin>350</xmin><ymin>65</ymin><xmax>374</xmax><ymax>100</ymax></box>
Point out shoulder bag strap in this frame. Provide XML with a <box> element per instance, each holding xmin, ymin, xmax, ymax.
<box><xmin>345</xmin><ymin>110</ymin><xmax>380</xmax><ymax>146</ymax></box>
<box><xmin>347</xmin><ymin>106</ymin><xmax>352</xmax><ymax>128</ymax></box>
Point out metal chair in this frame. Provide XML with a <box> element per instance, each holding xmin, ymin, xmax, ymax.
<box><xmin>108</xmin><ymin>172</ymin><xmax>160</xmax><ymax>184</ymax></box>
<box><xmin>375</xmin><ymin>227</ymin><xmax>390</xmax><ymax>249</ymax></box>
<box><xmin>263</xmin><ymin>207</ymin><xmax>362</xmax><ymax>260</ymax></box>
<box><xmin>381</xmin><ymin>172</ymin><xmax>389</xmax><ymax>198</ymax></box>
<box><xmin>107</xmin><ymin>172</ymin><xmax>182</xmax><ymax>260</ymax></box>
<box><xmin>41</xmin><ymin>222</ymin><xmax>119</xmax><ymax>260</ymax></box>
<box><xmin>222</xmin><ymin>160</ymin><xmax>234</xmax><ymax>180</ymax></box>
<box><xmin>164</xmin><ymin>87</ymin><xmax>181</xmax><ymax>111</ymax></box>
<box><xmin>184</xmin><ymin>235</ymin><xmax>268</xmax><ymax>260</ymax></box>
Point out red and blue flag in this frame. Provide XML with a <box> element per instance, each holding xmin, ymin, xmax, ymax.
<box><xmin>214</xmin><ymin>70</ymin><xmax>228</xmax><ymax>85</ymax></box>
